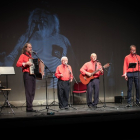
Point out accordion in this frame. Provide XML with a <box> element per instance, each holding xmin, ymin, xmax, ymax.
<box><xmin>29</xmin><ymin>58</ymin><xmax>44</xmax><ymax>80</ymax></box>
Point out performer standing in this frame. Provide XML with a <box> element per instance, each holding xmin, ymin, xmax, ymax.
<box><xmin>55</xmin><ymin>56</ymin><xmax>73</xmax><ymax>110</ymax></box>
<box><xmin>16</xmin><ymin>43</ymin><xmax>37</xmax><ymax>112</ymax></box>
<box><xmin>80</xmin><ymin>53</ymin><xmax>103</xmax><ymax>109</ymax></box>
<box><xmin>122</xmin><ymin>45</ymin><xmax>140</xmax><ymax>107</ymax></box>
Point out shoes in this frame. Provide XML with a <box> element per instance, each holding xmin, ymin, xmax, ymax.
<box><xmin>92</xmin><ymin>105</ymin><xmax>97</xmax><ymax>109</ymax></box>
<box><xmin>126</xmin><ymin>104</ymin><xmax>133</xmax><ymax>107</ymax></box>
<box><xmin>26</xmin><ymin>109</ymin><xmax>37</xmax><ymax>112</ymax></box>
<box><xmin>60</xmin><ymin>106</ymin><xmax>69</xmax><ymax>110</ymax></box>
<box><xmin>65</xmin><ymin>106</ymin><xmax>69</xmax><ymax>110</ymax></box>
<box><xmin>136</xmin><ymin>103</ymin><xmax>140</xmax><ymax>107</ymax></box>
<box><xmin>88</xmin><ymin>105</ymin><xmax>97</xmax><ymax>109</ymax></box>
<box><xmin>88</xmin><ymin>105</ymin><xmax>92</xmax><ymax>108</ymax></box>
<box><xmin>60</xmin><ymin>107</ymin><xmax>65</xmax><ymax>110</ymax></box>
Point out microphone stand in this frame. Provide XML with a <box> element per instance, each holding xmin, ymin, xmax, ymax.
<box><xmin>32</xmin><ymin>52</ymin><xmax>58</xmax><ymax>114</ymax></box>
<box><xmin>48</xmin><ymin>72</ymin><xmax>59</xmax><ymax>106</ymax></box>
<box><xmin>66</xmin><ymin>64</ymin><xmax>77</xmax><ymax>110</ymax></box>
<box><xmin>98</xmin><ymin>63</ymin><xmax>117</xmax><ymax>109</ymax></box>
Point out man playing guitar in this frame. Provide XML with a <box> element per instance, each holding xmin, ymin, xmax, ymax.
<box><xmin>80</xmin><ymin>53</ymin><xmax>103</xmax><ymax>109</ymax></box>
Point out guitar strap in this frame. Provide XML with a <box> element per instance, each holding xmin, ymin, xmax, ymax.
<box><xmin>95</xmin><ymin>62</ymin><xmax>97</xmax><ymax>71</ymax></box>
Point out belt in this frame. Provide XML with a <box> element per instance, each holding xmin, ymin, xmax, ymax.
<box><xmin>58</xmin><ymin>79</ymin><xmax>69</xmax><ymax>82</ymax></box>
<box><xmin>91</xmin><ymin>77</ymin><xmax>99</xmax><ymax>80</ymax></box>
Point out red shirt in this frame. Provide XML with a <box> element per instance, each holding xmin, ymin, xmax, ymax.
<box><xmin>55</xmin><ymin>64</ymin><xmax>73</xmax><ymax>81</ymax></box>
<box><xmin>16</xmin><ymin>52</ymin><xmax>32</xmax><ymax>73</ymax></box>
<box><xmin>80</xmin><ymin>60</ymin><xmax>103</xmax><ymax>78</ymax></box>
<box><xmin>123</xmin><ymin>53</ymin><xmax>140</xmax><ymax>75</ymax></box>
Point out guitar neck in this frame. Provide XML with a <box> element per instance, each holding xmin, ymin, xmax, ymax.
<box><xmin>91</xmin><ymin>69</ymin><xmax>100</xmax><ymax>75</ymax></box>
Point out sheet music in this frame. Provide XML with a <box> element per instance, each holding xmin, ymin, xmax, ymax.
<box><xmin>0</xmin><ymin>67</ymin><xmax>15</xmax><ymax>75</ymax></box>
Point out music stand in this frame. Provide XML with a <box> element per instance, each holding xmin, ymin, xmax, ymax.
<box><xmin>48</xmin><ymin>72</ymin><xmax>59</xmax><ymax>106</ymax></box>
<box><xmin>128</xmin><ymin>62</ymin><xmax>137</xmax><ymax>107</ymax></box>
<box><xmin>0</xmin><ymin>67</ymin><xmax>17</xmax><ymax>108</ymax></box>
<box><xmin>31</xmin><ymin>52</ymin><xmax>58</xmax><ymax>114</ymax></box>
<box><xmin>128</xmin><ymin>63</ymin><xmax>136</xmax><ymax>69</ymax></box>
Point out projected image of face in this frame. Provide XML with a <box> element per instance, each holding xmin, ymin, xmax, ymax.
<box><xmin>0</xmin><ymin>8</ymin><xmax>76</xmax><ymax>88</ymax></box>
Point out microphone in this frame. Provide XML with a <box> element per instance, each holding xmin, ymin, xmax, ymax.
<box><xmin>96</xmin><ymin>60</ymin><xmax>100</xmax><ymax>62</ymax></box>
<box><xmin>31</xmin><ymin>50</ymin><xmax>37</xmax><ymax>54</ymax></box>
<box><xmin>134</xmin><ymin>52</ymin><xmax>137</xmax><ymax>55</ymax></box>
<box><xmin>65</xmin><ymin>62</ymin><xmax>68</xmax><ymax>66</ymax></box>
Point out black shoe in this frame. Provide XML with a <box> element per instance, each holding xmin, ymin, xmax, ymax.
<box><xmin>60</xmin><ymin>107</ymin><xmax>65</xmax><ymax>110</ymax></box>
<box><xmin>88</xmin><ymin>105</ymin><xmax>92</xmax><ymax>108</ymax></box>
<box><xmin>126</xmin><ymin>104</ymin><xmax>132</xmax><ymax>107</ymax></box>
<box><xmin>136</xmin><ymin>103</ymin><xmax>140</xmax><ymax>107</ymax></box>
<box><xmin>92</xmin><ymin>105</ymin><xmax>97</xmax><ymax>109</ymax></box>
<box><xmin>26</xmin><ymin>109</ymin><xmax>37</xmax><ymax>112</ymax></box>
<box><xmin>65</xmin><ymin>106</ymin><xmax>69</xmax><ymax>110</ymax></box>
<box><xmin>88</xmin><ymin>105</ymin><xmax>97</xmax><ymax>109</ymax></box>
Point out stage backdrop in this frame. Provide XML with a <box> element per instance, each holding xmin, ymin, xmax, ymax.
<box><xmin>0</xmin><ymin>1</ymin><xmax>140</xmax><ymax>105</ymax></box>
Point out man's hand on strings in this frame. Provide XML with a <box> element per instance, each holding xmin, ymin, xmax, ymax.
<box><xmin>86</xmin><ymin>72</ymin><xmax>92</xmax><ymax>77</ymax></box>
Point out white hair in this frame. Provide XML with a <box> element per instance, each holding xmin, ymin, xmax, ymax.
<box><xmin>91</xmin><ymin>53</ymin><xmax>97</xmax><ymax>57</ymax></box>
<box><xmin>130</xmin><ymin>45</ymin><xmax>136</xmax><ymax>50</ymax></box>
<box><xmin>61</xmin><ymin>56</ymin><xmax>68</xmax><ymax>61</ymax></box>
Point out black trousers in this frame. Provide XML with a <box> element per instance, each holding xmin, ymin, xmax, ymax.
<box><xmin>127</xmin><ymin>72</ymin><xmax>140</xmax><ymax>104</ymax></box>
<box><xmin>87</xmin><ymin>78</ymin><xmax>100</xmax><ymax>106</ymax></box>
<box><xmin>23</xmin><ymin>72</ymin><xmax>36</xmax><ymax>111</ymax></box>
<box><xmin>57</xmin><ymin>80</ymin><xmax>70</xmax><ymax>108</ymax></box>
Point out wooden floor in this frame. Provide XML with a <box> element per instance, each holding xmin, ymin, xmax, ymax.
<box><xmin>1</xmin><ymin>102</ymin><xmax>140</xmax><ymax>138</ymax></box>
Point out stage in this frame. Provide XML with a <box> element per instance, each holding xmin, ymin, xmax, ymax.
<box><xmin>1</xmin><ymin>102</ymin><xmax>140</xmax><ymax>138</ymax></box>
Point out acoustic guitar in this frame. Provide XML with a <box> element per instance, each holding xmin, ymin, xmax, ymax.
<box><xmin>79</xmin><ymin>63</ymin><xmax>110</xmax><ymax>85</ymax></box>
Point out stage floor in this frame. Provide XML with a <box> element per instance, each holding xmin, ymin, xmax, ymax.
<box><xmin>1</xmin><ymin>102</ymin><xmax>140</xmax><ymax>118</ymax></box>
<box><xmin>1</xmin><ymin>102</ymin><xmax>140</xmax><ymax>138</ymax></box>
